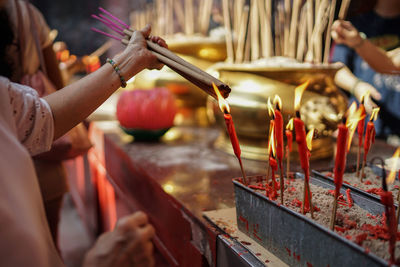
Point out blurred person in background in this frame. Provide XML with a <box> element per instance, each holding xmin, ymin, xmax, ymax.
<box><xmin>331</xmin><ymin>0</ymin><xmax>400</xmax><ymax>143</ymax></box>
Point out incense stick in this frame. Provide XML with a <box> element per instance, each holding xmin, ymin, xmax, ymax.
<box><xmin>338</xmin><ymin>0</ymin><xmax>351</xmax><ymax>20</ymax></box>
<box><xmin>250</xmin><ymin>0</ymin><xmax>260</xmax><ymax>61</ymax></box>
<box><xmin>288</xmin><ymin>0</ymin><xmax>301</xmax><ymax>58</ymax></box>
<box><xmin>222</xmin><ymin>0</ymin><xmax>234</xmax><ymax>62</ymax></box>
<box><xmin>323</xmin><ymin>0</ymin><xmax>337</xmax><ymax>63</ymax></box>
<box><xmin>235</xmin><ymin>6</ymin><xmax>249</xmax><ymax>63</ymax></box>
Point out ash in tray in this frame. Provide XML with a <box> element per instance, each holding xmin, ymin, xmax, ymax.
<box><xmin>248</xmin><ymin>176</ymin><xmax>400</xmax><ymax>262</ymax></box>
<box><xmin>323</xmin><ymin>166</ymin><xmax>400</xmax><ymax>196</ymax></box>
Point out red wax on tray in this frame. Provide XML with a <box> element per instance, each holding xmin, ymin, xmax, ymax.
<box><xmin>224</xmin><ymin>113</ymin><xmax>241</xmax><ymax>158</ymax></box>
<box><xmin>334</xmin><ymin>123</ymin><xmax>349</xmax><ymax>197</ymax></box>
<box><xmin>274</xmin><ymin>110</ymin><xmax>284</xmax><ymax>161</ymax></box>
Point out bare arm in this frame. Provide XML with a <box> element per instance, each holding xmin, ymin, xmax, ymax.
<box><xmin>331</xmin><ymin>20</ymin><xmax>400</xmax><ymax>74</ymax></box>
<box><xmin>44</xmin><ymin>25</ymin><xmax>166</xmax><ymax>139</ymax></box>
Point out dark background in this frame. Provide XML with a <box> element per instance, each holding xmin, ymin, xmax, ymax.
<box><xmin>30</xmin><ymin>0</ymin><xmax>377</xmax><ymax>56</ymax></box>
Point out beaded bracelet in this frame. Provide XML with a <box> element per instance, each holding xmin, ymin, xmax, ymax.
<box><xmin>107</xmin><ymin>58</ymin><xmax>127</xmax><ymax>88</ymax></box>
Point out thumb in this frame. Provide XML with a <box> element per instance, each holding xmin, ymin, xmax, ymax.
<box><xmin>140</xmin><ymin>24</ymin><xmax>152</xmax><ymax>39</ymax></box>
<box><xmin>370</xmin><ymin>87</ymin><xmax>382</xmax><ymax>101</ymax></box>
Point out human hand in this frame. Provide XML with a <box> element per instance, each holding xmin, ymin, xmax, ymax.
<box><xmin>115</xmin><ymin>24</ymin><xmax>168</xmax><ymax>78</ymax></box>
<box><xmin>83</xmin><ymin>211</ymin><xmax>155</xmax><ymax>267</ymax></box>
<box><xmin>331</xmin><ymin>20</ymin><xmax>364</xmax><ymax>49</ymax></box>
<box><xmin>353</xmin><ymin>81</ymin><xmax>381</xmax><ymax>114</ymax></box>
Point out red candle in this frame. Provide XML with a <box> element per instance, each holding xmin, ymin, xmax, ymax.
<box><xmin>294</xmin><ymin>117</ymin><xmax>309</xmax><ymax>173</ymax></box>
<box><xmin>380</xmin><ymin>191</ymin><xmax>397</xmax><ymax>263</ymax></box>
<box><xmin>224</xmin><ymin>113</ymin><xmax>241</xmax><ymax>158</ymax></box>
<box><xmin>274</xmin><ymin>109</ymin><xmax>284</xmax><ymax>162</ymax></box>
<box><xmin>364</xmin><ymin>121</ymin><xmax>375</xmax><ymax>159</ymax></box>
<box><xmin>334</xmin><ymin>123</ymin><xmax>349</xmax><ymax>197</ymax></box>
<box><xmin>286</xmin><ymin>129</ymin><xmax>293</xmax><ymax>152</ymax></box>
<box><xmin>357</xmin><ymin>104</ymin><xmax>366</xmax><ymax>146</ymax></box>
<box><xmin>269</xmin><ymin>156</ymin><xmax>278</xmax><ymax>199</ymax></box>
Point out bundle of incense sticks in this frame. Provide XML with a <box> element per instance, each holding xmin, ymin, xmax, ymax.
<box><xmin>91</xmin><ymin>7</ymin><xmax>231</xmax><ymax>99</ymax></box>
<box><xmin>226</xmin><ymin>0</ymin><xmax>352</xmax><ymax>64</ymax></box>
<box><xmin>129</xmin><ymin>0</ymin><xmax>214</xmax><ymax>37</ymax></box>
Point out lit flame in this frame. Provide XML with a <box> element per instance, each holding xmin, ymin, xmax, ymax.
<box><xmin>267</xmin><ymin>97</ymin><xmax>274</xmax><ymax>117</ymax></box>
<box><xmin>213</xmin><ymin>83</ymin><xmax>230</xmax><ymax>113</ymax></box>
<box><xmin>286</xmin><ymin>118</ymin><xmax>294</xmax><ymax>131</ymax></box>
<box><xmin>370</xmin><ymin>107</ymin><xmax>380</xmax><ymax>121</ymax></box>
<box><xmin>360</xmin><ymin>91</ymin><xmax>370</xmax><ymax>104</ymax></box>
<box><xmin>346</xmin><ymin>102</ymin><xmax>365</xmax><ymax>151</ymax></box>
<box><xmin>268</xmin><ymin>126</ymin><xmax>276</xmax><ymax>157</ymax></box>
<box><xmin>387</xmin><ymin>147</ymin><xmax>400</xmax><ymax>184</ymax></box>
<box><xmin>306</xmin><ymin>128</ymin><xmax>315</xmax><ymax>151</ymax></box>
<box><xmin>273</xmin><ymin>95</ymin><xmax>282</xmax><ymax>110</ymax></box>
<box><xmin>294</xmin><ymin>80</ymin><xmax>310</xmax><ymax>111</ymax></box>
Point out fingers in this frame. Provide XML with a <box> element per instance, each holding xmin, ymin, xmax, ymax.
<box><xmin>369</xmin><ymin>87</ymin><xmax>382</xmax><ymax>101</ymax></box>
<box><xmin>116</xmin><ymin>211</ymin><xmax>149</xmax><ymax>233</ymax></box>
<box><xmin>149</xmin><ymin>36</ymin><xmax>168</xmax><ymax>48</ymax></box>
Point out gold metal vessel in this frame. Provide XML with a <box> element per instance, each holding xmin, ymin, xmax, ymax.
<box><xmin>207</xmin><ymin>62</ymin><xmax>347</xmax><ymax>161</ymax></box>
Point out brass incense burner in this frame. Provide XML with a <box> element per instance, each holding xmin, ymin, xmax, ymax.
<box><xmin>207</xmin><ymin>61</ymin><xmax>347</xmax><ymax>161</ymax></box>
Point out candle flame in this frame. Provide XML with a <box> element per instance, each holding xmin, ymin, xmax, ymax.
<box><xmin>213</xmin><ymin>83</ymin><xmax>230</xmax><ymax>113</ymax></box>
<box><xmin>273</xmin><ymin>95</ymin><xmax>282</xmax><ymax>110</ymax></box>
<box><xmin>286</xmin><ymin>118</ymin><xmax>294</xmax><ymax>131</ymax></box>
<box><xmin>294</xmin><ymin>80</ymin><xmax>310</xmax><ymax>111</ymax></box>
<box><xmin>387</xmin><ymin>147</ymin><xmax>400</xmax><ymax>184</ymax></box>
<box><xmin>370</xmin><ymin>107</ymin><xmax>380</xmax><ymax>121</ymax></box>
<box><xmin>267</xmin><ymin>97</ymin><xmax>274</xmax><ymax>117</ymax></box>
<box><xmin>346</xmin><ymin>102</ymin><xmax>365</xmax><ymax>151</ymax></box>
<box><xmin>306</xmin><ymin>128</ymin><xmax>315</xmax><ymax>151</ymax></box>
<box><xmin>360</xmin><ymin>91</ymin><xmax>370</xmax><ymax>104</ymax></box>
<box><xmin>268</xmin><ymin>126</ymin><xmax>276</xmax><ymax>157</ymax></box>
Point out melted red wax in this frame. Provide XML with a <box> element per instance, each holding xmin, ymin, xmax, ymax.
<box><xmin>306</xmin><ymin>262</ymin><xmax>313</xmax><ymax>267</ymax></box>
<box><xmin>366</xmin><ymin>187</ymin><xmax>385</xmax><ymax>195</ymax></box>
<box><xmin>346</xmin><ymin>189</ymin><xmax>353</xmax><ymax>208</ymax></box>
<box><xmin>364</xmin><ymin>180</ymin><xmax>372</xmax><ymax>185</ymax></box>
<box><xmin>241</xmin><ymin>241</ymin><xmax>252</xmax><ymax>246</ymax></box>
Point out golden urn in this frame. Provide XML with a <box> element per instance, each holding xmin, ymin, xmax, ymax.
<box><xmin>207</xmin><ymin>60</ymin><xmax>347</xmax><ymax>161</ymax></box>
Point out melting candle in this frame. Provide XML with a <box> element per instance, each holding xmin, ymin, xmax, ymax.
<box><xmin>274</xmin><ymin>95</ymin><xmax>285</xmax><ymax>203</ymax></box>
<box><xmin>361</xmin><ymin>108</ymin><xmax>380</xmax><ymax>180</ymax></box>
<box><xmin>285</xmin><ymin>118</ymin><xmax>293</xmax><ymax>179</ymax></box>
<box><xmin>334</xmin><ymin>122</ymin><xmax>348</xmax><ymax>197</ymax></box>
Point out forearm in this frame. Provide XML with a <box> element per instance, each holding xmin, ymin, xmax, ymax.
<box><xmin>334</xmin><ymin>66</ymin><xmax>359</xmax><ymax>92</ymax></box>
<box><xmin>355</xmin><ymin>40</ymin><xmax>399</xmax><ymax>74</ymax></box>
<box><xmin>44</xmin><ymin>54</ymin><xmax>142</xmax><ymax>139</ymax></box>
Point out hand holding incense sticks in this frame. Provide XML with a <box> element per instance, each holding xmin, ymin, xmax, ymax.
<box><xmin>91</xmin><ymin>7</ymin><xmax>231</xmax><ymax>100</ymax></box>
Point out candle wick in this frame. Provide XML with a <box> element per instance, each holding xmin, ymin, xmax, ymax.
<box><xmin>342</xmin><ymin>116</ymin><xmax>346</xmax><ymax>124</ymax></box>
<box><xmin>296</xmin><ymin>110</ymin><xmax>300</xmax><ymax>118</ymax></box>
<box><xmin>223</xmin><ymin>109</ymin><xmax>230</xmax><ymax>115</ymax></box>
<box><xmin>275</xmin><ymin>103</ymin><xmax>280</xmax><ymax>111</ymax></box>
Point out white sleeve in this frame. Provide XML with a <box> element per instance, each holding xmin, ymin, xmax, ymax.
<box><xmin>8</xmin><ymin>81</ymin><xmax>54</xmax><ymax>155</ymax></box>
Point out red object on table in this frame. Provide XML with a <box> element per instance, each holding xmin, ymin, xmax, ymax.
<box><xmin>380</xmin><ymin>191</ymin><xmax>397</xmax><ymax>264</ymax></box>
<box><xmin>357</xmin><ymin>105</ymin><xmax>366</xmax><ymax>146</ymax></box>
<box><xmin>285</xmin><ymin>130</ymin><xmax>293</xmax><ymax>152</ymax></box>
<box><xmin>274</xmin><ymin>110</ymin><xmax>284</xmax><ymax>161</ymax></box>
<box><xmin>224</xmin><ymin>113</ymin><xmax>241</xmax><ymax>158</ymax></box>
<box><xmin>364</xmin><ymin>121</ymin><xmax>375</xmax><ymax>161</ymax></box>
<box><xmin>334</xmin><ymin>123</ymin><xmax>349</xmax><ymax>197</ymax></box>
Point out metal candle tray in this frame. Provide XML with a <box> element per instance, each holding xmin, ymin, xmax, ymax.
<box><xmin>233</xmin><ymin>173</ymin><xmax>390</xmax><ymax>267</ymax></box>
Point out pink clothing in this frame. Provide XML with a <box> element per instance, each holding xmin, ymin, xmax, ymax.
<box><xmin>7</xmin><ymin>0</ymin><xmax>52</xmax><ymax>77</ymax></box>
<box><xmin>0</xmin><ymin>76</ymin><xmax>63</xmax><ymax>266</ymax></box>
